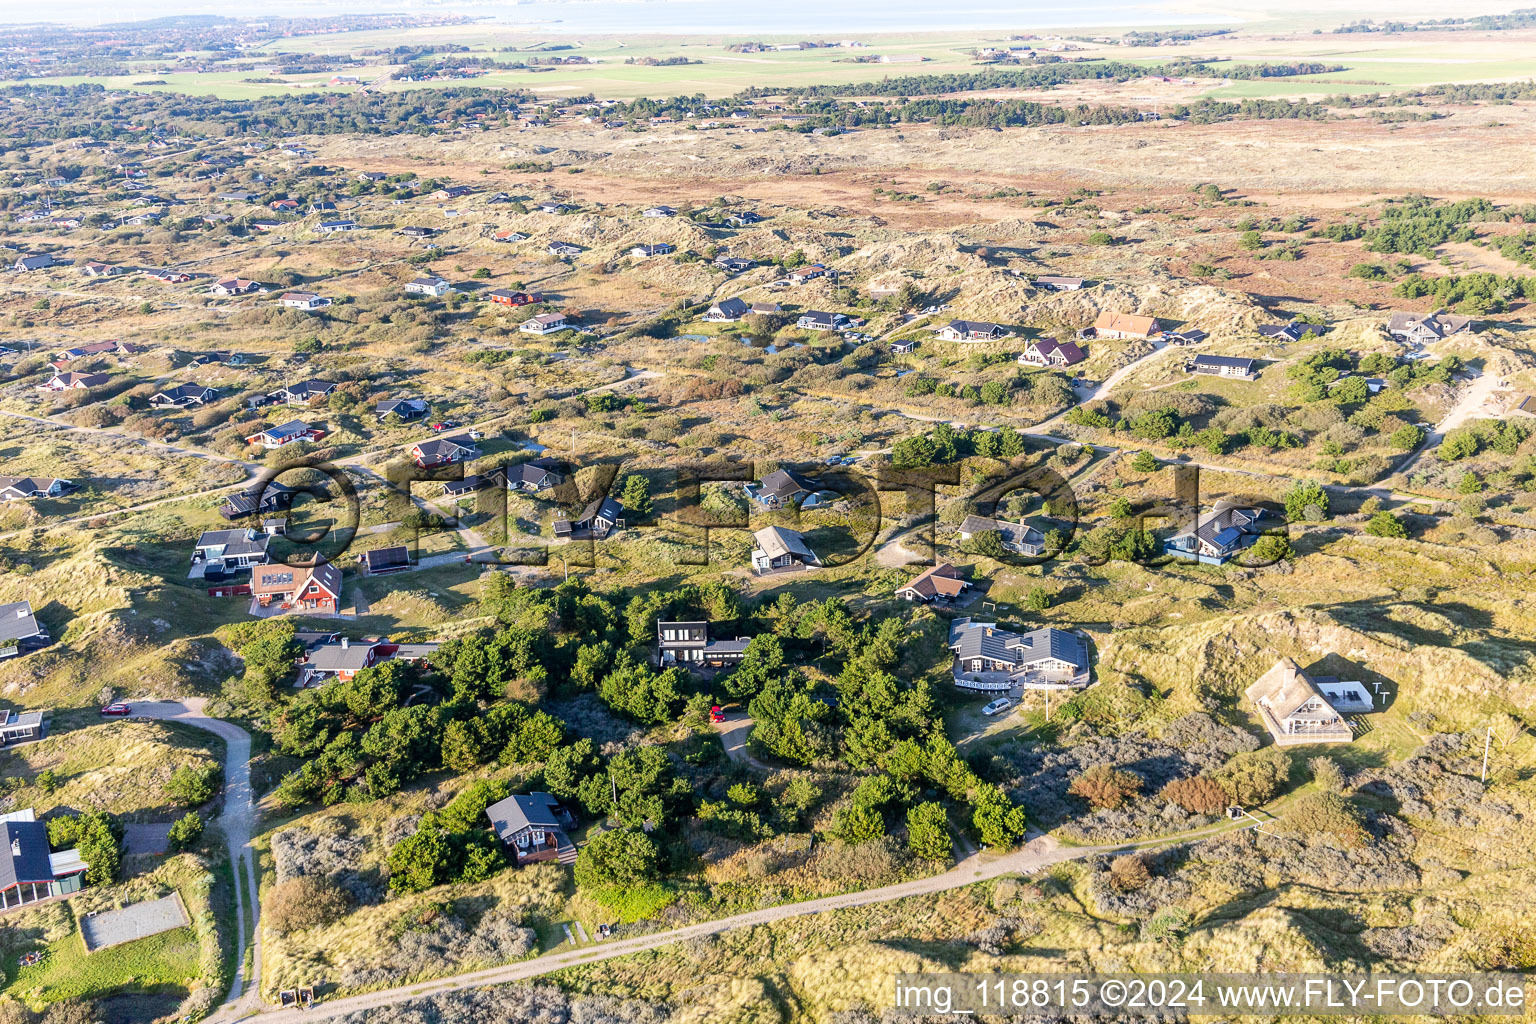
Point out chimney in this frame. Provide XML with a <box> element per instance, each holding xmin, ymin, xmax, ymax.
<box><xmin>340</xmin><ymin>637</ymin><xmax>349</xmax><ymax>649</ymax></box>
<box><xmin>16</xmin><ymin>607</ymin><xmax>25</xmax><ymax>618</ymax></box>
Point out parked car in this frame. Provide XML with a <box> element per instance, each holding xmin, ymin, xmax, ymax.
<box><xmin>980</xmin><ymin>697</ymin><xmax>1012</xmax><ymax>717</ymax></box>
<box><xmin>430</xmin><ymin>421</ymin><xmax>461</xmax><ymax>432</ymax></box>
<box><xmin>709</xmin><ymin>705</ymin><xmax>726</xmax><ymax>723</ymax></box>
<box><xmin>100</xmin><ymin>703</ymin><xmax>132</xmax><ymax>716</ymax></box>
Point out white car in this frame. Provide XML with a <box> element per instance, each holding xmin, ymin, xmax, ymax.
<box><xmin>981</xmin><ymin>697</ymin><xmax>1012</xmax><ymax>717</ymax></box>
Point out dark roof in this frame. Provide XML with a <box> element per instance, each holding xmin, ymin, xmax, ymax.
<box><xmin>485</xmin><ymin>792</ymin><xmax>567</xmax><ymax>842</ymax></box>
<box><xmin>1192</xmin><ymin>355</ymin><xmax>1254</xmax><ymax>371</ymax></box>
<box><xmin>0</xmin><ymin>602</ymin><xmax>43</xmax><ymax>645</ymax></box>
<box><xmin>757</xmin><ymin>469</ymin><xmax>814</xmax><ymax>501</ymax></box>
<box><xmin>944</xmin><ymin>319</ymin><xmax>1006</xmax><ymax>336</ymax></box>
<box><xmin>273</xmin><ymin>379</ymin><xmax>335</xmax><ymax>400</ymax></box>
<box><xmin>580</xmin><ymin>496</ymin><xmax>624</xmax><ymax>524</ymax></box>
<box><xmin>376</xmin><ymin>398</ymin><xmax>427</xmax><ymax>417</ymax></box>
<box><xmin>948</xmin><ymin>619</ymin><xmax>1087</xmax><ymax>670</ymax></box>
<box><xmin>508</xmin><ymin>460</ymin><xmax>564</xmax><ymax>488</ymax></box>
<box><xmin>414</xmin><ymin>434</ymin><xmax>477</xmax><ymax>460</ymax></box>
<box><xmin>710</xmin><ymin>297</ymin><xmax>749</xmax><ymax>318</ymax></box>
<box><xmin>1027</xmin><ymin>338</ymin><xmax>1085</xmax><ymax>364</ymax></box>
<box><xmin>363</xmin><ymin>546</ymin><xmax>410</xmax><ymax>571</ymax></box>
<box><xmin>0</xmin><ymin>820</ymin><xmax>54</xmax><ymax>889</ymax></box>
<box><xmin>797</xmin><ymin>310</ymin><xmax>844</xmax><ymax>327</ymax></box>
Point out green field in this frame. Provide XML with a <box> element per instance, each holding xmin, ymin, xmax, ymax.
<box><xmin>5</xmin><ymin>24</ymin><xmax>1535</xmax><ymax>101</ymax></box>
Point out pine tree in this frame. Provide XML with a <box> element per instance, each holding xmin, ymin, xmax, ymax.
<box><xmin>621</xmin><ymin>474</ymin><xmax>652</xmax><ymax>520</ymax></box>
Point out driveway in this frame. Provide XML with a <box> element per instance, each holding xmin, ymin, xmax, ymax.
<box><xmin>1396</xmin><ymin>369</ymin><xmax>1501</xmax><ymax>476</ymax></box>
<box><xmin>711</xmin><ymin>710</ymin><xmax>772</xmax><ymax>771</ymax></box>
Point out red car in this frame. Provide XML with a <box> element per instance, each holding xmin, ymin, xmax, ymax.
<box><xmin>99</xmin><ymin>703</ymin><xmax>131</xmax><ymax>716</ymax></box>
<box><xmin>709</xmin><ymin>705</ymin><xmax>725</xmax><ymax>724</ymax></box>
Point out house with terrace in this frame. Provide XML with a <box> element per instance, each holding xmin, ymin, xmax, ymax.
<box><xmin>554</xmin><ymin>497</ymin><xmax>625</xmax><ymax>540</ymax></box>
<box><xmin>520</xmin><ymin>312</ymin><xmax>570</xmax><ymax>335</ymax></box>
<box><xmin>957</xmin><ymin>515</ymin><xmax>1045</xmax><ymax>555</ymax></box>
<box><xmin>376</xmin><ymin>398</ymin><xmax>429</xmax><ymax>422</ymax></box>
<box><xmin>279</xmin><ymin>291</ymin><xmax>329</xmax><ymax>311</ymax></box>
<box><xmin>405</xmin><ymin>276</ymin><xmax>453</xmax><ymax>298</ymax></box>
<box><xmin>0</xmin><ymin>711</ymin><xmax>43</xmax><ymax>746</ymax></box>
<box><xmin>295</xmin><ymin>637</ymin><xmax>440</xmax><ymax>688</ymax></box>
<box><xmin>895</xmin><ymin>563</ymin><xmax>970</xmax><ymax>604</ymax></box>
<box><xmin>947</xmin><ymin>617</ymin><xmax>1090</xmax><ymax>692</ymax></box>
<box><xmin>1017</xmin><ymin>338</ymin><xmax>1085</xmax><ymax>368</ymax></box>
<box><xmin>706</xmin><ymin>297</ymin><xmax>749</xmax><ymax>322</ymax></box>
<box><xmin>0</xmin><ymin>477</ymin><xmax>72</xmax><ymax>502</ymax></box>
<box><xmin>0</xmin><ymin>810</ymin><xmax>87</xmax><ymax>914</ymax></box>
<box><xmin>442</xmin><ymin>471</ymin><xmax>507</xmax><ymax>500</ymax></box>
<box><xmin>657</xmin><ymin>621</ymin><xmax>753</xmax><ymax>668</ymax></box>
<box><xmin>219</xmin><ymin>481</ymin><xmax>295</xmax><ymax>521</ymax></box>
<box><xmin>935</xmin><ymin>319</ymin><xmax>1011</xmax><ymax>343</ymax></box>
<box><xmin>1164</xmin><ymin>503</ymin><xmax>1270</xmax><ymax>564</ymax></box>
<box><xmin>796</xmin><ymin>310</ymin><xmax>847</xmax><ymax>332</ymax></box>
<box><xmin>1189</xmin><ymin>355</ymin><xmax>1258</xmax><ymax>381</ymax></box>
<box><xmin>1245</xmin><ymin>657</ymin><xmax>1366</xmax><ymax>746</ymax></box>
<box><xmin>150</xmin><ymin>383</ymin><xmax>217</xmax><ymax>409</ymax></box>
<box><xmin>1386</xmin><ymin>310</ymin><xmax>1476</xmax><ymax>345</ymax></box>
<box><xmin>0</xmin><ymin>602</ymin><xmax>49</xmax><ymax>660</ymax></box>
<box><xmin>191</xmin><ymin>528</ymin><xmax>270</xmax><ymax>578</ymax></box>
<box><xmin>269</xmin><ymin>379</ymin><xmax>336</xmax><ymax>405</ymax></box>
<box><xmin>1034</xmin><ymin>275</ymin><xmax>1087</xmax><ymax>291</ymax></box>
<box><xmin>484</xmin><ymin>793</ymin><xmax>578</xmax><ymax>866</ymax></box>
<box><xmin>411</xmin><ymin>434</ymin><xmax>480</xmax><ymax>468</ymax></box>
<box><xmin>245</xmin><ymin>420</ymin><xmax>325</xmax><ymax>450</ymax></box>
<box><xmin>1258</xmin><ymin>319</ymin><xmax>1324</xmax><ymax>343</ymax></box>
<box><xmin>1084</xmin><ymin>311</ymin><xmax>1160</xmax><ymax>340</ymax></box>
<box><xmin>746</xmin><ymin>469</ymin><xmax>824</xmax><ymax>510</ymax></box>
<box><xmin>751</xmin><ymin>525</ymin><xmax>819</xmax><ymax>574</ymax></box>
<box><xmin>250</xmin><ymin>563</ymin><xmax>343</xmax><ymax>616</ymax></box>
<box><xmin>361</xmin><ymin>546</ymin><xmax>412</xmax><ymax>576</ymax></box>
<box><xmin>39</xmin><ymin>371</ymin><xmax>108</xmax><ymax>392</ymax></box>
<box><xmin>508</xmin><ymin>457</ymin><xmax>565</xmax><ymax>493</ymax></box>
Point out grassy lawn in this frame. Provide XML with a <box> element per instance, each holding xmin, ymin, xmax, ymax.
<box><xmin>0</xmin><ymin>903</ymin><xmax>199</xmax><ymax>1011</ymax></box>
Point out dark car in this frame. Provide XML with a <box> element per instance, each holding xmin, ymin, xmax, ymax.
<box><xmin>100</xmin><ymin>703</ymin><xmax>131</xmax><ymax>716</ymax></box>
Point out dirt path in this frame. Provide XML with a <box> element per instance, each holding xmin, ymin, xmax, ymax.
<box><xmin>711</xmin><ymin>709</ymin><xmax>773</xmax><ymax>771</ymax></box>
<box><xmin>1396</xmin><ymin>369</ymin><xmax>1501</xmax><ymax>477</ymax></box>
<box><xmin>130</xmin><ymin>700</ymin><xmax>262</xmax><ymax>1015</ymax></box>
<box><xmin>1035</xmin><ymin>341</ymin><xmax>1175</xmax><ymax>432</ymax></box>
<box><xmin>243</xmin><ymin>815</ymin><xmax>1272</xmax><ymax>1024</ymax></box>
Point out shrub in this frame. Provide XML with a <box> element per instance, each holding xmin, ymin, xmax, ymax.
<box><xmin>1130</xmin><ymin>451</ymin><xmax>1158</xmax><ymax>472</ymax></box>
<box><xmin>167</xmin><ymin>812</ymin><xmax>204</xmax><ymax>851</ymax></box>
<box><xmin>1309</xmin><ymin>755</ymin><xmax>1346</xmax><ymax>792</ymax></box>
<box><xmin>574</xmin><ymin>828</ymin><xmax>659</xmax><ymax>890</ymax></box>
<box><xmin>46</xmin><ymin>810</ymin><xmax>121</xmax><ymax>886</ymax></box>
<box><xmin>905</xmin><ymin>802</ymin><xmax>951</xmax><ymax>861</ymax></box>
<box><xmin>1069</xmin><ymin>764</ymin><xmax>1142</xmax><ymax>810</ymax></box>
<box><xmin>1210</xmin><ymin>748</ymin><xmax>1290</xmax><ymax>805</ymax></box>
<box><xmin>167</xmin><ymin>762</ymin><xmax>222</xmax><ymax>806</ymax></box>
<box><xmin>830</xmin><ymin>804</ymin><xmax>885</xmax><ymax>843</ymax></box>
<box><xmin>1108</xmin><ymin>853</ymin><xmax>1150</xmax><ymax>890</ymax></box>
<box><xmin>263</xmin><ymin>875</ymin><xmax>354</xmax><ymax>935</ymax></box>
<box><xmin>1283</xmin><ymin>479</ymin><xmax>1329</xmax><ymax>521</ymax></box>
<box><xmin>1159</xmin><ymin>776</ymin><xmax>1229</xmax><ymax>815</ymax></box>
<box><xmin>1365</xmin><ymin>511</ymin><xmax>1407</xmax><ymax>538</ymax></box>
<box><xmin>1281</xmin><ymin>791</ymin><xmax>1369</xmax><ymax>847</ymax></box>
